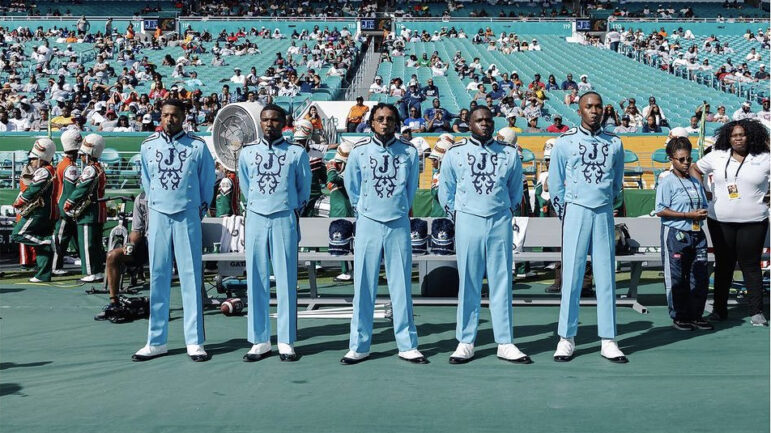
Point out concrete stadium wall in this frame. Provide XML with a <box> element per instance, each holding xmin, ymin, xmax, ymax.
<box><xmin>399</xmin><ymin>21</ymin><xmax>573</xmax><ymax>36</ymax></box>
<box><xmin>609</xmin><ymin>20</ymin><xmax>766</xmax><ymax>35</ymax></box>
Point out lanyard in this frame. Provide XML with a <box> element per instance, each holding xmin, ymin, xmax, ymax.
<box><xmin>724</xmin><ymin>150</ymin><xmax>747</xmax><ymax>182</ymax></box>
<box><xmin>674</xmin><ymin>174</ymin><xmax>700</xmax><ymax>209</ymax></box>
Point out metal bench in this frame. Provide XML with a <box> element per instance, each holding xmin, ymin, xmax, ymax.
<box><xmin>199</xmin><ymin>216</ymin><xmax>742</xmax><ymax>314</ymax></box>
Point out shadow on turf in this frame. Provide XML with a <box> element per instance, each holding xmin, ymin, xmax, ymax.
<box><xmin>0</xmin><ymin>361</ymin><xmax>53</xmax><ymax>370</ymax></box>
<box><xmin>0</xmin><ymin>383</ymin><xmax>24</xmax><ymax>397</ymax></box>
<box><xmin>0</xmin><ymin>288</ymin><xmax>25</xmax><ymax>294</ymax></box>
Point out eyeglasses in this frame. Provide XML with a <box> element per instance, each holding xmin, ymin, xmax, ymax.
<box><xmin>672</xmin><ymin>156</ymin><xmax>692</xmax><ymax>163</ymax></box>
<box><xmin>372</xmin><ymin>117</ymin><xmax>397</xmax><ymax>124</ymax></box>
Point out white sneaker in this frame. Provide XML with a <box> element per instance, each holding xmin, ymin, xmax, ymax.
<box><xmin>28</xmin><ymin>277</ymin><xmax>46</xmax><ymax>283</ymax></box>
<box><xmin>398</xmin><ymin>349</ymin><xmax>428</xmax><ymax>364</ymax></box>
<box><xmin>340</xmin><ymin>350</ymin><xmax>370</xmax><ymax>364</ymax></box>
<box><xmin>334</xmin><ymin>273</ymin><xmax>352</xmax><ymax>282</ymax></box>
<box><xmin>553</xmin><ymin>337</ymin><xmax>575</xmax><ymax>362</ymax></box>
<box><xmin>80</xmin><ymin>273</ymin><xmax>104</xmax><ymax>282</ymax></box>
<box><xmin>269</xmin><ymin>275</ymin><xmax>276</xmax><ymax>282</ymax></box>
<box><xmin>243</xmin><ymin>342</ymin><xmax>272</xmax><ymax>362</ymax></box>
<box><xmin>248</xmin><ymin>342</ymin><xmax>272</xmax><ymax>355</ymax></box>
<box><xmin>449</xmin><ymin>342</ymin><xmax>475</xmax><ymax>364</ymax></box>
<box><xmin>132</xmin><ymin>344</ymin><xmax>168</xmax><ymax>361</ymax></box>
<box><xmin>52</xmin><ymin>269</ymin><xmax>68</xmax><ymax>276</ymax></box>
<box><xmin>516</xmin><ymin>271</ymin><xmax>537</xmax><ymax>278</ymax></box>
<box><xmin>600</xmin><ymin>339</ymin><xmax>628</xmax><ymax>363</ymax></box>
<box><xmin>497</xmin><ymin>343</ymin><xmax>532</xmax><ymax>364</ymax></box>
<box><xmin>186</xmin><ymin>344</ymin><xmax>209</xmax><ymax>362</ymax></box>
<box><xmin>63</xmin><ymin>256</ymin><xmax>78</xmax><ymax>265</ymax></box>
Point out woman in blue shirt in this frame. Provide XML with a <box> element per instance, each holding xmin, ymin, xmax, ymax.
<box><xmin>655</xmin><ymin>137</ymin><xmax>712</xmax><ymax>331</ymax></box>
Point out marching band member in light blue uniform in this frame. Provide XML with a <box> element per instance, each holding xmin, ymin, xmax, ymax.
<box><xmin>239</xmin><ymin>104</ymin><xmax>311</xmax><ymax>362</ymax></box>
<box><xmin>548</xmin><ymin>92</ymin><xmax>628</xmax><ymax>363</ymax></box>
<box><xmin>341</xmin><ymin>103</ymin><xmax>427</xmax><ymax>365</ymax></box>
<box><xmin>133</xmin><ymin>99</ymin><xmax>215</xmax><ymax>362</ymax></box>
<box><xmin>439</xmin><ymin>106</ymin><xmax>531</xmax><ymax>365</ymax></box>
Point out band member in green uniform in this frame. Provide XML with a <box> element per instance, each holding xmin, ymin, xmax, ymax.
<box><xmin>12</xmin><ymin>138</ymin><xmax>58</xmax><ymax>282</ymax></box>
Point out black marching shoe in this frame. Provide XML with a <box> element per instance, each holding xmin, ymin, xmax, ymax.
<box><xmin>691</xmin><ymin>318</ymin><xmax>714</xmax><ymax>330</ymax></box>
<box><xmin>672</xmin><ymin>320</ymin><xmax>694</xmax><ymax>331</ymax></box>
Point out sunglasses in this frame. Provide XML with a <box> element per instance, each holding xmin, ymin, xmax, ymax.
<box><xmin>672</xmin><ymin>156</ymin><xmax>692</xmax><ymax>163</ymax></box>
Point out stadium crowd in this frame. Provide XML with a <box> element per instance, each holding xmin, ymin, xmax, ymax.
<box><xmin>0</xmin><ymin>19</ymin><xmax>363</xmax><ymax>133</ymax></box>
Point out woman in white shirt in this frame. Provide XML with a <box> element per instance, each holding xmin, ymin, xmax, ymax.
<box><xmin>690</xmin><ymin>119</ymin><xmax>770</xmax><ymax>326</ymax></box>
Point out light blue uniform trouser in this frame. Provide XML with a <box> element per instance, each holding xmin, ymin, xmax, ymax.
<box><xmin>245</xmin><ymin>210</ymin><xmax>298</xmax><ymax>345</ymax></box>
<box><xmin>455</xmin><ymin>209</ymin><xmax>514</xmax><ymax>344</ymax></box>
<box><xmin>349</xmin><ymin>214</ymin><xmax>418</xmax><ymax>353</ymax></box>
<box><xmin>146</xmin><ymin>207</ymin><xmax>204</xmax><ymax>346</ymax></box>
<box><xmin>558</xmin><ymin>203</ymin><xmax>617</xmax><ymax>339</ymax></box>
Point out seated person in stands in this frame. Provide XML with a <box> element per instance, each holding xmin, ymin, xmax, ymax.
<box><xmin>452</xmin><ymin>109</ymin><xmax>470</xmax><ymax>133</ymax></box>
<box><xmin>426</xmin><ymin>110</ymin><xmax>452</xmax><ymax>133</ymax></box>
<box><xmin>95</xmin><ymin>192</ymin><xmax>149</xmax><ymax>322</ymax></box>
<box><xmin>403</xmin><ymin>107</ymin><xmax>426</xmax><ymax>132</ymax></box>
<box><xmin>642</xmin><ymin>115</ymin><xmax>662</xmax><ymax>133</ymax></box>
<box><xmin>546</xmin><ymin>115</ymin><xmax>569</xmax><ymax>133</ymax></box>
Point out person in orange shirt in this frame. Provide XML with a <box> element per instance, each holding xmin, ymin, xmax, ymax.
<box><xmin>346</xmin><ymin>96</ymin><xmax>369</xmax><ymax>132</ymax></box>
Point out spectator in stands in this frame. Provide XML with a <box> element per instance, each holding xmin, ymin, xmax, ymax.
<box><xmin>424</xmin><ymin>98</ymin><xmax>453</xmax><ymax>122</ymax></box>
<box><xmin>642</xmin><ymin>115</ymin><xmax>662</xmax><ymax>133</ymax></box>
<box><xmin>546</xmin><ymin>115</ymin><xmax>568</xmax><ymax>133</ymax></box>
<box><xmin>642</xmin><ymin>97</ymin><xmax>667</xmax><ymax>126</ymax></box>
<box><xmin>732</xmin><ymin>101</ymin><xmax>756</xmax><ymax>120</ymax></box>
<box><xmin>526</xmin><ymin>116</ymin><xmax>542</xmax><ymax>133</ymax></box>
<box><xmin>545</xmin><ymin>75</ymin><xmax>559</xmax><ymax>91</ymax></box>
<box><xmin>655</xmin><ymin>137</ymin><xmax>711</xmax><ymax>331</ymax></box>
<box><xmin>403</xmin><ymin>107</ymin><xmax>426</xmax><ymax>132</ymax></box>
<box><xmin>523</xmin><ymin>97</ymin><xmax>542</xmax><ymax>119</ymax></box>
<box><xmin>422</xmin><ymin>78</ymin><xmax>439</xmax><ymax>98</ymax></box>
<box><xmin>707</xmin><ymin>105</ymin><xmax>730</xmax><ymax>123</ymax></box>
<box><xmin>427</xmin><ymin>110</ymin><xmax>452</xmax><ymax>133</ymax></box>
<box><xmin>601</xmin><ymin>104</ymin><xmax>621</xmax><ymax>129</ymax></box>
<box><xmin>625</xmin><ymin>105</ymin><xmax>644</xmax><ymax>128</ymax></box>
<box><xmin>9</xmin><ymin>108</ymin><xmax>30</xmax><ymax>131</ymax></box>
<box><xmin>561</xmin><ymin>73</ymin><xmax>578</xmax><ymax>90</ymax></box>
<box><xmin>613</xmin><ymin>115</ymin><xmax>637</xmax><ymax>133</ymax></box>
<box><xmin>691</xmin><ymin>119</ymin><xmax>770</xmax><ymax>326</ymax></box>
<box><xmin>50</xmin><ymin>105</ymin><xmax>73</xmax><ymax>131</ymax></box>
<box><xmin>113</xmin><ymin>115</ymin><xmax>134</xmax><ymax>132</ymax></box>
<box><xmin>368</xmin><ymin>75</ymin><xmax>387</xmax><ymax>97</ymax></box>
<box><xmin>684</xmin><ymin>116</ymin><xmax>701</xmax><ymax>134</ymax></box>
<box><xmin>528</xmin><ymin>74</ymin><xmax>546</xmax><ymax>92</ymax></box>
<box><xmin>484</xmin><ymin>96</ymin><xmax>501</xmax><ymax>118</ymax></box>
<box><xmin>452</xmin><ymin>109</ymin><xmax>470</xmax><ymax>133</ymax></box>
<box><xmin>346</xmin><ymin>96</ymin><xmax>369</xmax><ymax>132</ymax></box>
<box><xmin>577</xmin><ymin>74</ymin><xmax>593</xmax><ymax>92</ymax></box>
<box><xmin>755</xmin><ymin>64</ymin><xmax>769</xmax><ymax>81</ymax></box>
<box><xmin>564</xmin><ymin>88</ymin><xmax>579</xmax><ymax>105</ymax></box>
<box><xmin>758</xmin><ymin>99</ymin><xmax>771</xmax><ymax>127</ymax></box>
<box><xmin>487</xmin><ymin>82</ymin><xmax>505</xmax><ymax>101</ymax></box>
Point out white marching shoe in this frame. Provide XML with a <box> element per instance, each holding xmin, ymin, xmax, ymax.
<box><xmin>398</xmin><ymin>349</ymin><xmax>429</xmax><ymax>364</ymax></box>
<box><xmin>340</xmin><ymin>350</ymin><xmax>370</xmax><ymax>365</ymax></box>
<box><xmin>277</xmin><ymin>343</ymin><xmax>298</xmax><ymax>362</ymax></box>
<box><xmin>449</xmin><ymin>342</ymin><xmax>475</xmax><ymax>364</ymax></box>
<box><xmin>243</xmin><ymin>342</ymin><xmax>272</xmax><ymax>362</ymax></box>
<box><xmin>80</xmin><ymin>273</ymin><xmax>104</xmax><ymax>282</ymax></box>
<box><xmin>52</xmin><ymin>269</ymin><xmax>68</xmax><ymax>276</ymax></box>
<box><xmin>497</xmin><ymin>343</ymin><xmax>532</xmax><ymax>364</ymax></box>
<box><xmin>132</xmin><ymin>344</ymin><xmax>168</xmax><ymax>362</ymax></box>
<box><xmin>553</xmin><ymin>337</ymin><xmax>575</xmax><ymax>362</ymax></box>
<box><xmin>186</xmin><ymin>344</ymin><xmax>209</xmax><ymax>362</ymax></box>
<box><xmin>600</xmin><ymin>339</ymin><xmax>629</xmax><ymax>363</ymax></box>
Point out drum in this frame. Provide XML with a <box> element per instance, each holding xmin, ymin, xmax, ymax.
<box><xmin>313</xmin><ymin>196</ymin><xmax>330</xmax><ymax>218</ymax></box>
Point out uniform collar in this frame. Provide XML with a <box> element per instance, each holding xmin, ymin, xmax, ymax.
<box><xmin>160</xmin><ymin>129</ymin><xmax>186</xmax><ymax>142</ymax></box>
<box><xmin>469</xmin><ymin>134</ymin><xmax>494</xmax><ymax>147</ymax></box>
<box><xmin>261</xmin><ymin>136</ymin><xmax>285</xmax><ymax>148</ymax></box>
<box><xmin>373</xmin><ymin>135</ymin><xmax>396</xmax><ymax>147</ymax></box>
<box><xmin>578</xmin><ymin>125</ymin><xmax>602</xmax><ymax>137</ymax></box>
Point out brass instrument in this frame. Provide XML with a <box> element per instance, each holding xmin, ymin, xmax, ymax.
<box><xmin>18</xmin><ymin>173</ymin><xmax>54</xmax><ymax>217</ymax></box>
<box><xmin>66</xmin><ymin>175</ymin><xmax>98</xmax><ymax>218</ymax></box>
